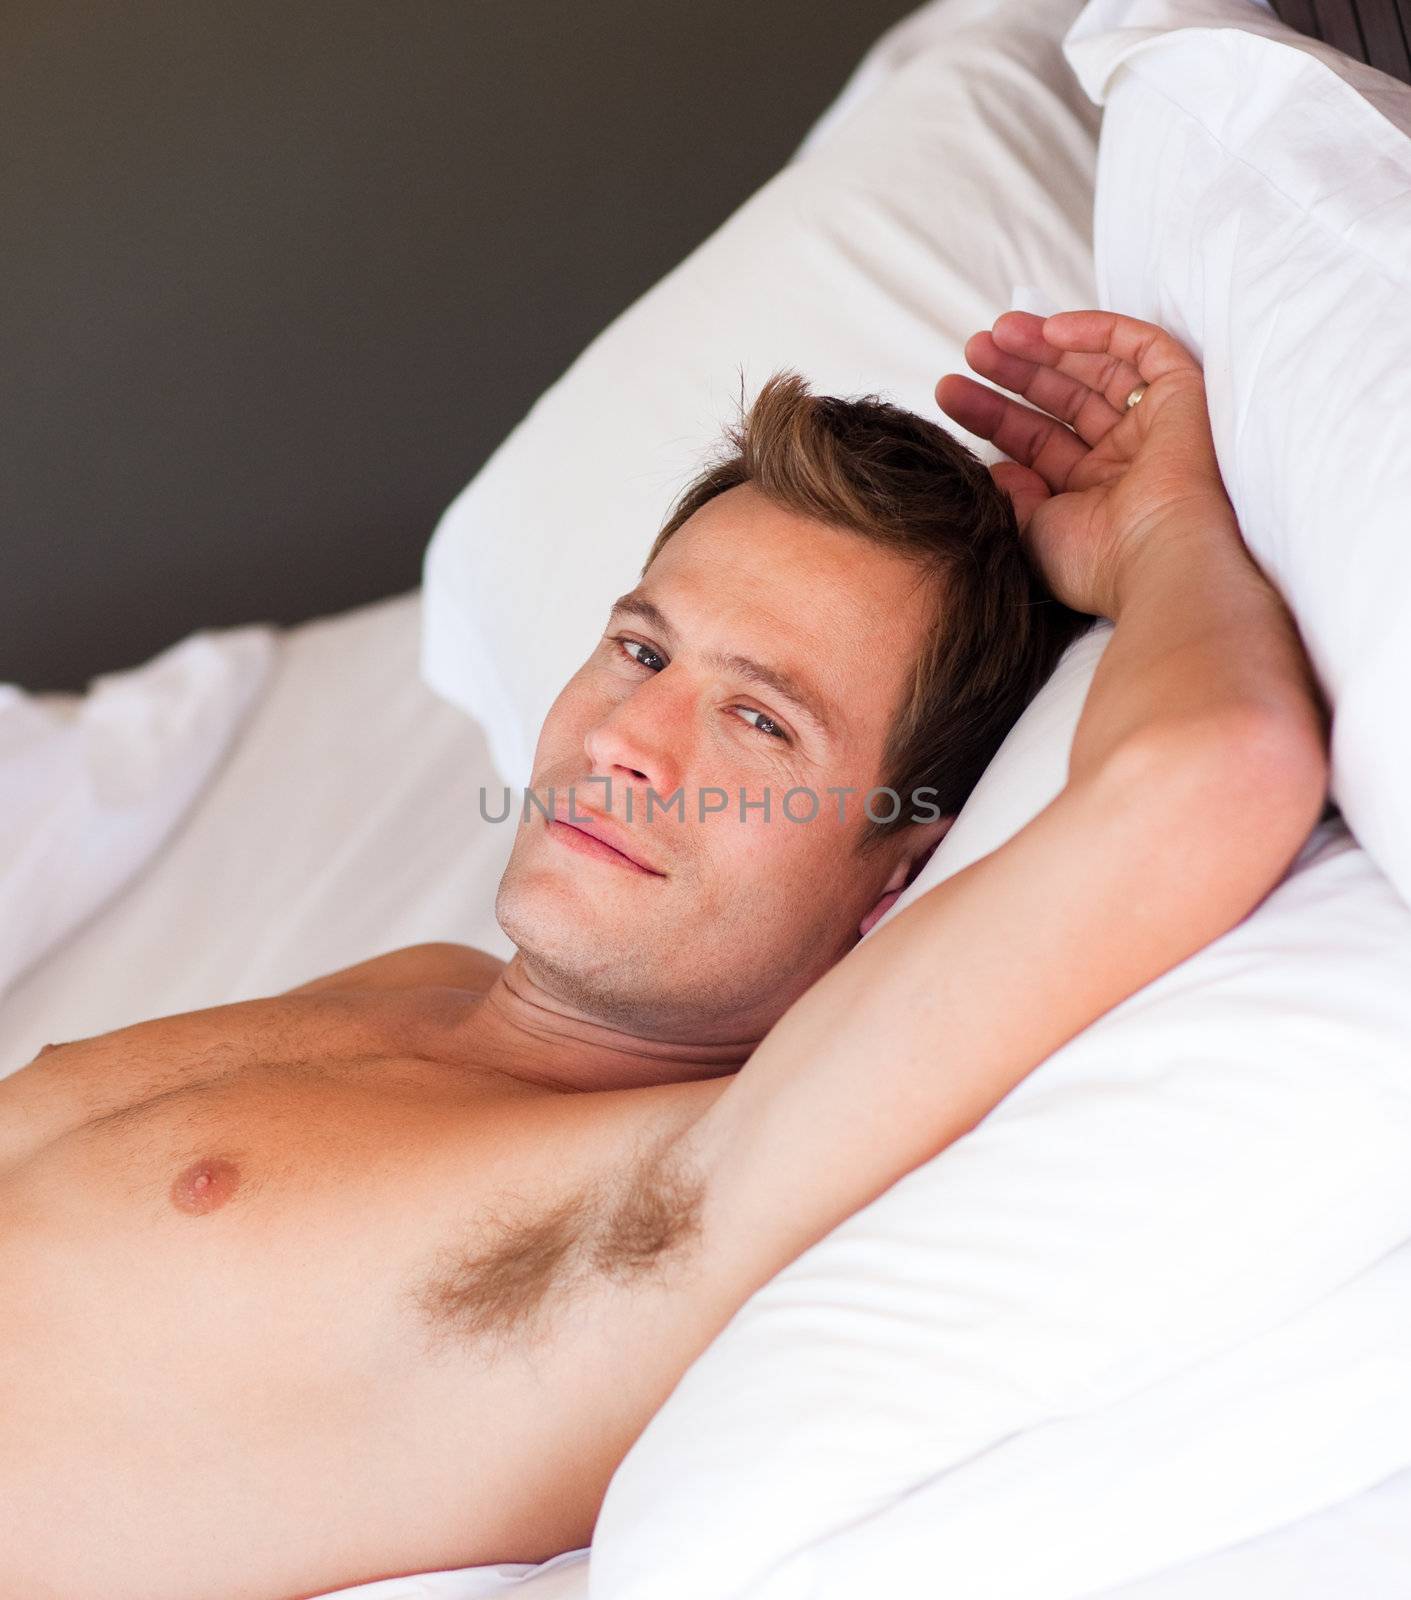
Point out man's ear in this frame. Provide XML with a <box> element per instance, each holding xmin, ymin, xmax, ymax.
<box><xmin>858</xmin><ymin>814</ymin><xmax>957</xmax><ymax>938</ymax></box>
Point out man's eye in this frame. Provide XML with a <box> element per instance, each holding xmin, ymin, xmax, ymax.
<box><xmin>617</xmin><ymin>637</ymin><xmax>666</xmax><ymax>672</ymax></box>
<box><xmin>734</xmin><ymin>706</ymin><xmax>790</xmax><ymax>743</ymax></box>
<box><xmin>614</xmin><ymin>637</ymin><xmax>789</xmax><ymax>744</ymax></box>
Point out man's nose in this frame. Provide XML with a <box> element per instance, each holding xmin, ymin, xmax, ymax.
<box><xmin>583</xmin><ymin>679</ymin><xmax>687</xmax><ymax>801</ymax></box>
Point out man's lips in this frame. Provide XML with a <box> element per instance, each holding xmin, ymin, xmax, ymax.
<box><xmin>547</xmin><ymin>803</ymin><xmax>666</xmax><ymax>875</ymax></box>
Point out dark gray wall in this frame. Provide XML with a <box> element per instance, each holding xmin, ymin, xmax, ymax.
<box><xmin>4</xmin><ymin>0</ymin><xmax>918</xmax><ymax>691</ymax></box>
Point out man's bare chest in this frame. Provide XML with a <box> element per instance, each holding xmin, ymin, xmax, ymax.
<box><xmin>2</xmin><ymin>985</ymin><xmax>708</xmax><ymax>1316</ymax></box>
<box><xmin>0</xmin><ymin>987</ymin><xmax>723</xmax><ymax>1593</ymax></box>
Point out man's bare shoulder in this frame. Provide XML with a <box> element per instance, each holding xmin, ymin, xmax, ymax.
<box><xmin>282</xmin><ymin>941</ymin><xmax>507</xmax><ymax>997</ymax></box>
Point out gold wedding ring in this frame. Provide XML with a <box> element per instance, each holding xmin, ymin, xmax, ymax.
<box><xmin>1125</xmin><ymin>383</ymin><xmax>1149</xmax><ymax>409</ymax></box>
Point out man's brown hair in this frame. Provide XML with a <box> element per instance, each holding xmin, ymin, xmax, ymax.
<box><xmin>640</xmin><ymin>369</ymin><xmax>1092</xmax><ymax>857</ymax></box>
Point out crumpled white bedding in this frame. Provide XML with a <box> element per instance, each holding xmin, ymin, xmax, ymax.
<box><xmin>318</xmin><ymin>1546</ymin><xmax>592</xmax><ymax>1600</ymax></box>
<box><xmin>0</xmin><ymin>623</ymin><xmax>274</xmax><ymax>1007</ymax></box>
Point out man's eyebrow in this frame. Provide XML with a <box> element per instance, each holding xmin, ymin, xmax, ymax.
<box><xmin>607</xmin><ymin>590</ymin><xmax>841</xmax><ymax>739</ymax></box>
<box><xmin>609</xmin><ymin>592</ymin><xmax>674</xmax><ymax>638</ymax></box>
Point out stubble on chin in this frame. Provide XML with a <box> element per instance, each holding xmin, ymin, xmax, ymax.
<box><xmin>494</xmin><ymin>872</ymin><xmax>646</xmax><ymax>1027</ymax></box>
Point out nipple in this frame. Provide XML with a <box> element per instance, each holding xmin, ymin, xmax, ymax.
<box><xmin>170</xmin><ymin>1157</ymin><xmax>241</xmax><ymax>1215</ymax></box>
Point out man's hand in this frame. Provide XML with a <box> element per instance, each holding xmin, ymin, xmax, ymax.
<box><xmin>936</xmin><ymin>308</ymin><xmax>1234</xmax><ymax>619</ymax></box>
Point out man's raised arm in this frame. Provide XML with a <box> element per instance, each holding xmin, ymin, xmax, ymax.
<box><xmin>683</xmin><ymin>310</ymin><xmax>1330</xmax><ymax>1302</ymax></box>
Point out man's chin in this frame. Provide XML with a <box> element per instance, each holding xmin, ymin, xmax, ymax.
<box><xmin>495</xmin><ymin>908</ymin><xmax>663</xmax><ymax>1032</ymax></box>
<box><xmin>495</xmin><ymin>861</ymin><xmax>631</xmax><ymax>958</ymax></box>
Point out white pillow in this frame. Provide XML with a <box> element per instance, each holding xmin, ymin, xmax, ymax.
<box><xmin>1064</xmin><ymin>0</ymin><xmax>1411</xmax><ymax>907</ymax></box>
<box><xmin>723</xmin><ymin>1226</ymin><xmax>1411</xmax><ymax>1600</ymax></box>
<box><xmin>420</xmin><ymin>0</ymin><xmax>1103</xmax><ymax>787</ymax></box>
<box><xmin>591</xmin><ymin>624</ymin><xmax>1411</xmax><ymax>1600</ymax></box>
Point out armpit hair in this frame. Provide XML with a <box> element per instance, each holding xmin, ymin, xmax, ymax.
<box><xmin>412</xmin><ymin>1122</ymin><xmax>709</xmax><ymax>1360</ymax></box>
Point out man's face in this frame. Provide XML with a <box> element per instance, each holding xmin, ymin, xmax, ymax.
<box><xmin>494</xmin><ymin>482</ymin><xmax>951</xmax><ymax>1041</ymax></box>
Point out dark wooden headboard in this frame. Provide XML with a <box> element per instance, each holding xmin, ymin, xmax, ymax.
<box><xmin>1271</xmin><ymin>0</ymin><xmax>1411</xmax><ymax>82</ymax></box>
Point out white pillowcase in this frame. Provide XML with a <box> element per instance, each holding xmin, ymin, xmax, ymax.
<box><xmin>725</xmin><ymin>1225</ymin><xmax>1411</xmax><ymax>1600</ymax></box>
<box><xmin>420</xmin><ymin>0</ymin><xmax>1102</xmax><ymax>787</ymax></box>
<box><xmin>1065</xmin><ymin>0</ymin><xmax>1411</xmax><ymax>908</ymax></box>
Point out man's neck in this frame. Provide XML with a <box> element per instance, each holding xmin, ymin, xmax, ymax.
<box><xmin>462</xmin><ymin>953</ymin><xmax>757</xmax><ymax>1094</ymax></box>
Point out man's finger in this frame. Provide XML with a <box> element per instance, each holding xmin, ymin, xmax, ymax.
<box><xmin>1040</xmin><ymin>309</ymin><xmax>1201</xmax><ymax>387</ymax></box>
<box><xmin>989</xmin><ymin>312</ymin><xmax>1146</xmax><ymax>423</ymax></box>
<box><xmin>965</xmin><ymin>325</ymin><xmax>1125</xmax><ymax>447</ymax></box>
<box><xmin>935</xmin><ymin>373</ymin><xmax>1086</xmax><ymax>493</ymax></box>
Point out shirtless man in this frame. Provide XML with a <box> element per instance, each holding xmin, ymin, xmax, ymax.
<box><xmin>1</xmin><ymin>310</ymin><xmax>1330</xmax><ymax>1600</ymax></box>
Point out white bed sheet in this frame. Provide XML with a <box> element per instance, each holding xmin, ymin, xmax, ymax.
<box><xmin>7</xmin><ymin>589</ymin><xmax>1411</xmax><ymax>1600</ymax></box>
